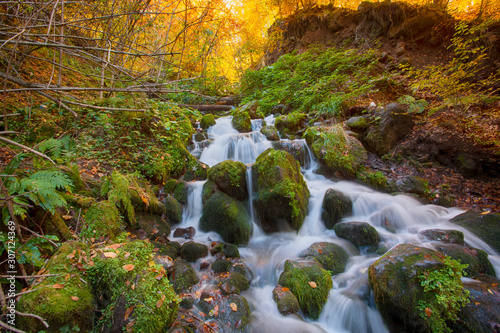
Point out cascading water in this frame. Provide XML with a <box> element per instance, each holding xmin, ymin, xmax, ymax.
<box><xmin>176</xmin><ymin>115</ymin><xmax>500</xmax><ymax>333</ymax></box>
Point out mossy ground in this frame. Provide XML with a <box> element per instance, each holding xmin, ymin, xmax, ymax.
<box><xmin>82</xmin><ymin>200</ymin><xmax>122</xmax><ymax>239</ymax></box>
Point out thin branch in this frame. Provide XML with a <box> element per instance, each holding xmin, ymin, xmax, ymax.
<box><xmin>0</xmin><ymin>274</ymin><xmax>61</xmax><ymax>278</ymax></box>
<box><xmin>15</xmin><ymin>310</ymin><xmax>49</xmax><ymax>328</ymax></box>
<box><xmin>5</xmin><ymin>287</ymin><xmax>41</xmax><ymax>300</ymax></box>
<box><xmin>0</xmin><ymin>320</ymin><xmax>27</xmax><ymax>333</ymax></box>
<box><xmin>0</xmin><ymin>136</ymin><xmax>55</xmax><ymax>164</ymax></box>
<box><xmin>19</xmin><ymin>225</ymin><xmax>59</xmax><ymax>248</ymax></box>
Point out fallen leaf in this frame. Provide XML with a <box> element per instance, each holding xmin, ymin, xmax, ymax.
<box><xmin>52</xmin><ymin>283</ymin><xmax>65</xmax><ymax>289</ymax></box>
<box><xmin>103</xmin><ymin>252</ymin><xmax>117</xmax><ymax>258</ymax></box>
<box><xmin>230</xmin><ymin>303</ymin><xmax>238</xmax><ymax>312</ymax></box>
<box><xmin>71</xmin><ymin>296</ymin><xmax>79</xmax><ymax>301</ymax></box>
<box><xmin>186</xmin><ymin>318</ymin><xmax>194</xmax><ymax>322</ymax></box>
<box><xmin>62</xmin><ymin>215</ymin><xmax>72</xmax><ymax>220</ymax></box>
<box><xmin>156</xmin><ymin>299</ymin><xmax>164</xmax><ymax>308</ymax></box>
<box><xmin>124</xmin><ymin>252</ymin><xmax>131</xmax><ymax>259</ymax></box>
<box><xmin>124</xmin><ymin>306</ymin><xmax>134</xmax><ymax>321</ymax></box>
<box><xmin>123</xmin><ymin>264</ymin><xmax>135</xmax><ymax>271</ymax></box>
<box><xmin>425</xmin><ymin>308</ymin><xmax>432</xmax><ymax>317</ymax></box>
<box><xmin>282</xmin><ymin>287</ymin><xmax>290</xmax><ymax>292</ymax></box>
<box><xmin>317</xmin><ymin>249</ymin><xmax>323</xmax><ymax>254</ymax></box>
<box><xmin>204</xmin><ymin>297</ymin><xmax>213</xmax><ymax>302</ymax></box>
<box><xmin>155</xmin><ymin>273</ymin><xmax>163</xmax><ymax>280</ymax></box>
<box><xmin>308</xmin><ymin>281</ymin><xmax>317</xmax><ymax>288</ymax></box>
<box><xmin>481</xmin><ymin>211</ymin><xmax>490</xmax><ymax>215</ymax></box>
<box><xmin>488</xmin><ymin>289</ymin><xmax>493</xmax><ymax>294</ymax></box>
<box><xmin>108</xmin><ymin>244</ymin><xmax>122</xmax><ymax>249</ymax></box>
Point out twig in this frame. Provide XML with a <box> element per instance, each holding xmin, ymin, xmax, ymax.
<box><xmin>0</xmin><ymin>320</ymin><xmax>27</xmax><ymax>333</ymax></box>
<box><xmin>15</xmin><ymin>310</ymin><xmax>49</xmax><ymax>328</ymax></box>
<box><xmin>5</xmin><ymin>287</ymin><xmax>41</xmax><ymax>299</ymax></box>
<box><xmin>0</xmin><ymin>113</ymin><xmax>21</xmax><ymax>118</ymax></box>
<box><xmin>75</xmin><ymin>208</ymin><xmax>81</xmax><ymax>234</ymax></box>
<box><xmin>0</xmin><ymin>274</ymin><xmax>61</xmax><ymax>278</ymax></box>
<box><xmin>0</xmin><ymin>136</ymin><xmax>55</xmax><ymax>164</ymax></box>
<box><xmin>19</xmin><ymin>225</ymin><xmax>59</xmax><ymax>248</ymax></box>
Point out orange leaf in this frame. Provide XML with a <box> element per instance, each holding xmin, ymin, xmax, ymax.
<box><xmin>186</xmin><ymin>318</ymin><xmax>194</xmax><ymax>322</ymax></box>
<box><xmin>123</xmin><ymin>264</ymin><xmax>135</xmax><ymax>271</ymax></box>
<box><xmin>103</xmin><ymin>252</ymin><xmax>117</xmax><ymax>258</ymax></box>
<box><xmin>230</xmin><ymin>303</ymin><xmax>238</xmax><ymax>312</ymax></box>
<box><xmin>156</xmin><ymin>299</ymin><xmax>164</xmax><ymax>308</ymax></box>
<box><xmin>308</xmin><ymin>281</ymin><xmax>317</xmax><ymax>288</ymax></box>
<box><xmin>425</xmin><ymin>308</ymin><xmax>432</xmax><ymax>317</ymax></box>
<box><xmin>71</xmin><ymin>296</ymin><xmax>79</xmax><ymax>301</ymax></box>
<box><xmin>317</xmin><ymin>249</ymin><xmax>323</xmax><ymax>254</ymax></box>
<box><xmin>124</xmin><ymin>306</ymin><xmax>134</xmax><ymax>321</ymax></box>
<box><xmin>282</xmin><ymin>287</ymin><xmax>289</xmax><ymax>292</ymax></box>
<box><xmin>108</xmin><ymin>244</ymin><xmax>122</xmax><ymax>249</ymax></box>
<box><xmin>52</xmin><ymin>283</ymin><xmax>65</xmax><ymax>289</ymax></box>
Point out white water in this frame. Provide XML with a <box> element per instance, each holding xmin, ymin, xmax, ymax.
<box><xmin>177</xmin><ymin>116</ymin><xmax>500</xmax><ymax>333</ymax></box>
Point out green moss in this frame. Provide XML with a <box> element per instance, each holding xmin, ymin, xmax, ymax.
<box><xmin>174</xmin><ymin>181</ymin><xmax>189</xmax><ymax>204</ymax></box>
<box><xmin>261</xmin><ymin>125</ymin><xmax>280</xmax><ymax>141</ymax></box>
<box><xmin>170</xmin><ymin>258</ymin><xmax>199</xmax><ymax>293</ymax></box>
<box><xmin>48</xmin><ymin>212</ymin><xmax>73</xmax><ymax>240</ymax></box>
<box><xmin>231</xmin><ymin>110</ymin><xmax>252</xmax><ymax>132</ymax></box>
<box><xmin>219</xmin><ymin>272</ymin><xmax>250</xmax><ymax>295</ymax></box>
<box><xmin>202</xmin><ymin>180</ymin><xmax>218</xmax><ymax>203</ymax></box>
<box><xmin>200</xmin><ymin>114</ymin><xmax>216</xmax><ymax>129</ymax></box>
<box><xmin>128</xmin><ymin>175</ymin><xmax>166</xmax><ymax>216</ymax></box>
<box><xmin>62</xmin><ymin>192</ymin><xmax>96</xmax><ymax>209</ymax></box>
<box><xmin>164</xmin><ymin>195</ymin><xmax>183</xmax><ymax>225</ymax></box>
<box><xmin>278</xmin><ymin>260</ymin><xmax>333</xmax><ymax>320</ymax></box>
<box><xmin>82</xmin><ymin>200</ymin><xmax>122</xmax><ymax>239</ymax></box>
<box><xmin>356</xmin><ymin>169</ymin><xmax>389</xmax><ymax>192</ymax></box>
<box><xmin>302</xmin><ymin>242</ymin><xmax>350</xmax><ymax>275</ymax></box>
<box><xmin>164</xmin><ymin>179</ymin><xmax>178</xmax><ymax>193</ymax></box>
<box><xmin>274</xmin><ymin>112</ymin><xmax>306</xmax><ymax>136</ymax></box>
<box><xmin>180</xmin><ymin>241</ymin><xmax>208</xmax><ymax>262</ymax></box>
<box><xmin>207</xmin><ymin>160</ymin><xmax>248</xmax><ymax>201</ymax></box>
<box><xmin>18</xmin><ymin>242</ymin><xmax>94</xmax><ymax>332</ymax></box>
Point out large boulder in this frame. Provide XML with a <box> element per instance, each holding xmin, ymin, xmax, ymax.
<box><xmin>321</xmin><ymin>188</ymin><xmax>352</xmax><ymax>228</ymax></box>
<box><xmin>369</xmin><ymin>243</ymin><xmax>469</xmax><ymax>333</ymax></box>
<box><xmin>252</xmin><ymin>149</ymin><xmax>310</xmax><ymax>232</ymax></box>
<box><xmin>200</xmin><ymin>114</ymin><xmax>216</xmax><ymax>129</ymax></box>
<box><xmin>301</xmin><ymin>242</ymin><xmax>350</xmax><ymax>275</ymax></box>
<box><xmin>419</xmin><ymin>229</ymin><xmax>465</xmax><ymax>245</ymax></box>
<box><xmin>168</xmin><ymin>258</ymin><xmax>200</xmax><ymax>293</ymax></box>
<box><xmin>197</xmin><ymin>293</ymin><xmax>251</xmax><ymax>331</ymax></box>
<box><xmin>163</xmin><ymin>195</ymin><xmax>183</xmax><ymax>225</ymax></box>
<box><xmin>261</xmin><ymin>125</ymin><xmax>280</xmax><ymax>141</ymax></box>
<box><xmin>232</xmin><ymin>110</ymin><xmax>252</xmax><ymax>133</ymax></box>
<box><xmin>450</xmin><ymin>210</ymin><xmax>500</xmax><ymax>253</ymax></box>
<box><xmin>305</xmin><ymin>125</ymin><xmax>367</xmax><ymax>179</ymax></box>
<box><xmin>272</xmin><ymin>140</ymin><xmax>311</xmax><ymax>169</ymax></box>
<box><xmin>199</xmin><ymin>191</ymin><xmax>252</xmax><ymax>245</ymax></box>
<box><xmin>208</xmin><ymin>160</ymin><xmax>248</xmax><ymax>201</ymax></box>
<box><xmin>278</xmin><ymin>259</ymin><xmax>333</xmax><ymax>320</ymax></box>
<box><xmin>433</xmin><ymin>243</ymin><xmax>496</xmax><ymax>277</ymax></box>
<box><xmin>274</xmin><ymin>111</ymin><xmax>307</xmax><ymax>138</ymax></box>
<box><xmin>363</xmin><ymin>103</ymin><xmax>414</xmax><ymax>156</ymax></box>
<box><xmin>18</xmin><ymin>242</ymin><xmax>94</xmax><ymax>332</ymax></box>
<box><xmin>334</xmin><ymin>222</ymin><xmax>379</xmax><ymax>251</ymax></box>
<box><xmin>136</xmin><ymin>212</ymin><xmax>171</xmax><ymax>240</ymax></box>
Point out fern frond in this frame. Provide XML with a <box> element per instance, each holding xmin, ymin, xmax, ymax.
<box><xmin>20</xmin><ymin>170</ymin><xmax>73</xmax><ymax>193</ymax></box>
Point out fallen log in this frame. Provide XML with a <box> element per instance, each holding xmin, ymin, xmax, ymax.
<box><xmin>178</xmin><ymin>104</ymin><xmax>233</xmax><ymax>112</ymax></box>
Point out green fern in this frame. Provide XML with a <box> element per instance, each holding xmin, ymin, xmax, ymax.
<box><xmin>107</xmin><ymin>171</ymin><xmax>136</xmax><ymax>226</ymax></box>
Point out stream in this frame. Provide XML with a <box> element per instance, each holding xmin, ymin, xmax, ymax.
<box><xmin>172</xmin><ymin>116</ymin><xmax>500</xmax><ymax>333</ymax></box>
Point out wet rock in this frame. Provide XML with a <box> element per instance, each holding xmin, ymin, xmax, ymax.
<box><xmin>346</xmin><ymin>116</ymin><xmax>369</xmax><ymax>130</ymax></box>
<box><xmin>179</xmin><ymin>296</ymin><xmax>195</xmax><ymax>309</ymax></box>
<box><xmin>164</xmin><ymin>195</ymin><xmax>183</xmax><ymax>225</ymax></box>
<box><xmin>200</xmin><ymin>114</ymin><xmax>216</xmax><ymax>129</ymax></box>
<box><xmin>433</xmin><ymin>243</ymin><xmax>496</xmax><ymax>277</ymax></box>
<box><xmin>355</xmin><ymin>169</ymin><xmax>390</xmax><ymax>192</ymax></box>
<box><xmin>278</xmin><ymin>259</ymin><xmax>333</xmax><ymax>320</ymax></box>
<box><xmin>419</xmin><ymin>229</ymin><xmax>465</xmax><ymax>245</ymax></box>
<box><xmin>212</xmin><ymin>258</ymin><xmax>232</xmax><ymax>273</ymax></box>
<box><xmin>368</xmin><ymin>243</ymin><xmax>469</xmax><ymax>333</ymax></box>
<box><xmin>232</xmin><ymin>110</ymin><xmax>252</xmax><ymax>133</ymax></box>
<box><xmin>273</xmin><ymin>285</ymin><xmax>300</xmax><ymax>315</ymax></box>
<box><xmin>305</xmin><ymin>125</ymin><xmax>367</xmax><ymax>179</ymax></box>
<box><xmin>208</xmin><ymin>160</ymin><xmax>248</xmax><ymax>201</ymax></box>
<box><xmin>450</xmin><ymin>275</ymin><xmax>500</xmax><ymax>333</ymax></box>
<box><xmin>169</xmin><ymin>258</ymin><xmax>199</xmax><ymax>293</ymax></box>
<box><xmin>396</xmin><ymin>175</ymin><xmax>428</xmax><ymax>196</ymax></box>
<box><xmin>230</xmin><ymin>264</ymin><xmax>254</xmax><ymax>282</ymax></box>
<box><xmin>261</xmin><ymin>125</ymin><xmax>280</xmax><ymax>141</ymax></box>
<box><xmin>252</xmin><ymin>149</ymin><xmax>310</xmax><ymax>233</ymax></box>
<box><xmin>363</xmin><ymin>102</ymin><xmax>414</xmax><ymax>156</ymax></box>
<box><xmin>321</xmin><ymin>188</ymin><xmax>352</xmax><ymax>228</ymax></box>
<box><xmin>173</xmin><ymin>226</ymin><xmax>196</xmax><ymax>239</ymax></box>
<box><xmin>224</xmin><ymin>243</ymin><xmax>240</xmax><ymax>258</ymax></box>
<box><xmin>156</xmin><ymin>241</ymin><xmax>181</xmax><ymax>259</ymax></box>
<box><xmin>181</xmin><ymin>241</ymin><xmax>208</xmax><ymax>262</ymax></box>
<box><xmin>197</xmin><ymin>294</ymin><xmax>251</xmax><ymax>332</ymax></box>
<box><xmin>272</xmin><ymin>140</ymin><xmax>311</xmax><ymax>169</ymax></box>
<box><xmin>450</xmin><ymin>210</ymin><xmax>500</xmax><ymax>252</ymax></box>
<box><xmin>275</xmin><ymin>111</ymin><xmax>307</xmax><ymax>138</ymax></box>
<box><xmin>202</xmin><ymin>179</ymin><xmax>218</xmax><ymax>203</ymax></box>
<box><xmin>219</xmin><ymin>272</ymin><xmax>250</xmax><ymax>295</ymax></box>
<box><xmin>272</xmin><ymin>104</ymin><xmax>291</xmax><ymax>115</ymax></box>
<box><xmin>199</xmin><ymin>191</ymin><xmax>252</xmax><ymax>245</ymax></box>
<box><xmin>183</xmin><ymin>159</ymin><xmax>209</xmax><ymax>182</ymax></box>
<box><xmin>136</xmin><ymin>212</ymin><xmax>171</xmax><ymax>240</ymax></box>
<box><xmin>301</xmin><ymin>242</ymin><xmax>350</xmax><ymax>275</ymax></box>
<box><xmin>456</xmin><ymin>154</ymin><xmax>478</xmax><ymax>178</ymax></box>
<box><xmin>333</xmin><ymin>222</ymin><xmax>379</xmax><ymax>251</ymax></box>
<box><xmin>173</xmin><ymin>181</ymin><xmax>189</xmax><ymax>204</ymax></box>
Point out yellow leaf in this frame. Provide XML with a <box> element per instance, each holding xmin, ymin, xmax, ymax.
<box><xmin>103</xmin><ymin>252</ymin><xmax>117</xmax><ymax>258</ymax></box>
<box><xmin>123</xmin><ymin>264</ymin><xmax>135</xmax><ymax>271</ymax></box>
<box><xmin>230</xmin><ymin>303</ymin><xmax>237</xmax><ymax>311</ymax></box>
<box><xmin>481</xmin><ymin>211</ymin><xmax>490</xmax><ymax>215</ymax></box>
<box><xmin>71</xmin><ymin>296</ymin><xmax>79</xmax><ymax>301</ymax></box>
<box><xmin>52</xmin><ymin>283</ymin><xmax>65</xmax><ymax>289</ymax></box>
<box><xmin>308</xmin><ymin>281</ymin><xmax>317</xmax><ymax>288</ymax></box>
<box><xmin>62</xmin><ymin>215</ymin><xmax>72</xmax><ymax>220</ymax></box>
<box><xmin>488</xmin><ymin>289</ymin><xmax>493</xmax><ymax>294</ymax></box>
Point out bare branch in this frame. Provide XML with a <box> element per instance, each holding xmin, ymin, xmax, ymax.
<box><xmin>0</xmin><ymin>136</ymin><xmax>55</xmax><ymax>164</ymax></box>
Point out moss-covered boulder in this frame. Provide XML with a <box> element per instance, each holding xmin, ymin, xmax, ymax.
<box><xmin>202</xmin><ymin>179</ymin><xmax>218</xmax><ymax>203</ymax></box>
<box><xmin>321</xmin><ymin>189</ymin><xmax>352</xmax><ymax>229</ymax></box>
<box><xmin>450</xmin><ymin>210</ymin><xmax>500</xmax><ymax>253</ymax></box>
<box><xmin>208</xmin><ymin>160</ymin><xmax>248</xmax><ymax>201</ymax></box>
<box><xmin>180</xmin><ymin>241</ymin><xmax>208</xmax><ymax>262</ymax></box>
<box><xmin>346</xmin><ymin>116</ymin><xmax>369</xmax><ymax>130</ymax></box>
<box><xmin>396</xmin><ymin>175</ymin><xmax>429</xmax><ymax>196</ymax></box>
<box><xmin>419</xmin><ymin>229</ymin><xmax>465</xmax><ymax>245</ymax></box>
<box><xmin>173</xmin><ymin>181</ymin><xmax>189</xmax><ymax>204</ymax></box>
<box><xmin>232</xmin><ymin>110</ymin><xmax>252</xmax><ymax>133</ymax></box>
<box><xmin>273</xmin><ymin>285</ymin><xmax>300</xmax><ymax>315</ymax></box>
<box><xmin>128</xmin><ymin>176</ymin><xmax>166</xmax><ymax>216</ymax></box>
<box><xmin>168</xmin><ymin>258</ymin><xmax>200</xmax><ymax>293</ymax></box>
<box><xmin>272</xmin><ymin>140</ymin><xmax>311</xmax><ymax>169</ymax></box>
<box><xmin>278</xmin><ymin>259</ymin><xmax>333</xmax><ymax>320</ymax></box>
<box><xmin>197</xmin><ymin>294</ymin><xmax>251</xmax><ymax>332</ymax></box>
<box><xmin>212</xmin><ymin>258</ymin><xmax>232</xmax><ymax>273</ymax></box>
<box><xmin>163</xmin><ymin>195</ymin><xmax>183</xmax><ymax>225</ymax></box>
<box><xmin>224</xmin><ymin>243</ymin><xmax>240</xmax><ymax>258</ymax></box>
<box><xmin>368</xmin><ymin>243</ymin><xmax>469</xmax><ymax>333</ymax></box>
<box><xmin>200</xmin><ymin>114</ymin><xmax>216</xmax><ymax>129</ymax></box>
<box><xmin>219</xmin><ymin>271</ymin><xmax>250</xmax><ymax>295</ymax></box>
<box><xmin>304</xmin><ymin>242</ymin><xmax>350</xmax><ymax>275</ymax></box>
<box><xmin>334</xmin><ymin>222</ymin><xmax>379</xmax><ymax>251</ymax></box>
<box><xmin>82</xmin><ymin>200</ymin><xmax>122</xmax><ymax>239</ymax></box>
<box><xmin>136</xmin><ymin>212</ymin><xmax>171</xmax><ymax>240</ymax></box>
<box><xmin>199</xmin><ymin>191</ymin><xmax>252</xmax><ymax>245</ymax></box>
<box><xmin>305</xmin><ymin>125</ymin><xmax>367</xmax><ymax>179</ymax></box>
<box><xmin>274</xmin><ymin>112</ymin><xmax>307</xmax><ymax>138</ymax></box>
<box><xmin>356</xmin><ymin>169</ymin><xmax>390</xmax><ymax>192</ymax></box>
<box><xmin>261</xmin><ymin>125</ymin><xmax>280</xmax><ymax>141</ymax></box>
<box><xmin>88</xmin><ymin>240</ymin><xmax>178</xmax><ymax>333</ymax></box>
<box><xmin>183</xmin><ymin>159</ymin><xmax>209</xmax><ymax>182</ymax></box>
<box><xmin>18</xmin><ymin>242</ymin><xmax>94</xmax><ymax>332</ymax></box>
<box><xmin>252</xmin><ymin>149</ymin><xmax>310</xmax><ymax>233</ymax></box>
<box><xmin>434</xmin><ymin>244</ymin><xmax>496</xmax><ymax>277</ymax></box>
<box><xmin>156</xmin><ymin>241</ymin><xmax>181</xmax><ymax>259</ymax></box>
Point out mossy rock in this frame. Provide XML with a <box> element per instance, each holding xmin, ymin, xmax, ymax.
<box><xmin>183</xmin><ymin>159</ymin><xmax>209</xmax><ymax>182</ymax></box>
<box><xmin>273</xmin><ymin>285</ymin><xmax>300</xmax><ymax>315</ymax></box>
<box><xmin>164</xmin><ymin>179</ymin><xmax>178</xmax><ymax>194</ymax></box>
<box><xmin>82</xmin><ymin>200</ymin><xmax>122</xmax><ymax>239</ymax></box>
<box><xmin>368</xmin><ymin>243</ymin><xmax>468</xmax><ymax>333</ymax></box>
<box><xmin>164</xmin><ymin>195</ymin><xmax>183</xmax><ymax>225</ymax></box>
<box><xmin>18</xmin><ymin>242</ymin><xmax>94</xmax><ymax>332</ymax></box>
<box><xmin>169</xmin><ymin>258</ymin><xmax>200</xmax><ymax>293</ymax></box>
<box><xmin>278</xmin><ymin>259</ymin><xmax>333</xmax><ymax>320</ymax></box>
<box><xmin>202</xmin><ymin>179</ymin><xmax>218</xmax><ymax>203</ymax></box>
<box><xmin>356</xmin><ymin>169</ymin><xmax>390</xmax><ymax>192</ymax></box>
<box><xmin>136</xmin><ymin>212</ymin><xmax>171</xmax><ymax>240</ymax></box>
<box><xmin>305</xmin><ymin>125</ymin><xmax>367</xmax><ymax>179</ymax></box>
<box><xmin>62</xmin><ymin>192</ymin><xmax>96</xmax><ymax>209</ymax></box>
<box><xmin>261</xmin><ymin>125</ymin><xmax>280</xmax><ymax>141</ymax></box>
<box><xmin>434</xmin><ymin>244</ymin><xmax>496</xmax><ymax>277</ymax></box>
<box><xmin>88</xmin><ymin>240</ymin><xmax>178</xmax><ymax>332</ymax></box>
<box><xmin>450</xmin><ymin>210</ymin><xmax>500</xmax><ymax>253</ymax></box>
<box><xmin>396</xmin><ymin>175</ymin><xmax>429</xmax><ymax>196</ymax></box>
<box><xmin>219</xmin><ymin>271</ymin><xmax>250</xmax><ymax>295</ymax></box>
<box><xmin>346</xmin><ymin>116</ymin><xmax>369</xmax><ymax>130</ymax></box>
<box><xmin>199</xmin><ymin>191</ymin><xmax>252</xmax><ymax>245</ymax></box>
<box><xmin>275</xmin><ymin>112</ymin><xmax>307</xmax><ymax>138</ymax></box>
<box><xmin>272</xmin><ymin>140</ymin><xmax>311</xmax><ymax>169</ymax></box>
<box><xmin>197</xmin><ymin>294</ymin><xmax>251</xmax><ymax>332</ymax></box>
<box><xmin>174</xmin><ymin>181</ymin><xmax>189</xmax><ymax>204</ymax></box>
<box><xmin>156</xmin><ymin>241</ymin><xmax>181</xmax><ymax>259</ymax></box>
<box><xmin>180</xmin><ymin>241</ymin><xmax>208</xmax><ymax>262</ymax></box>
<box><xmin>200</xmin><ymin>114</ymin><xmax>216</xmax><ymax>129</ymax></box>
<box><xmin>208</xmin><ymin>160</ymin><xmax>248</xmax><ymax>201</ymax></box>
<box><xmin>419</xmin><ymin>229</ymin><xmax>465</xmax><ymax>245</ymax></box>
<box><xmin>321</xmin><ymin>188</ymin><xmax>352</xmax><ymax>229</ymax></box>
<box><xmin>224</xmin><ymin>243</ymin><xmax>240</xmax><ymax>258</ymax></box>
<box><xmin>334</xmin><ymin>222</ymin><xmax>379</xmax><ymax>251</ymax></box>
<box><xmin>212</xmin><ymin>258</ymin><xmax>232</xmax><ymax>273</ymax></box>
<box><xmin>252</xmin><ymin>149</ymin><xmax>310</xmax><ymax>233</ymax></box>
<box><xmin>232</xmin><ymin>110</ymin><xmax>252</xmax><ymax>133</ymax></box>
<box><xmin>128</xmin><ymin>176</ymin><xmax>167</xmax><ymax>216</ymax></box>
<box><xmin>301</xmin><ymin>242</ymin><xmax>350</xmax><ymax>275</ymax></box>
